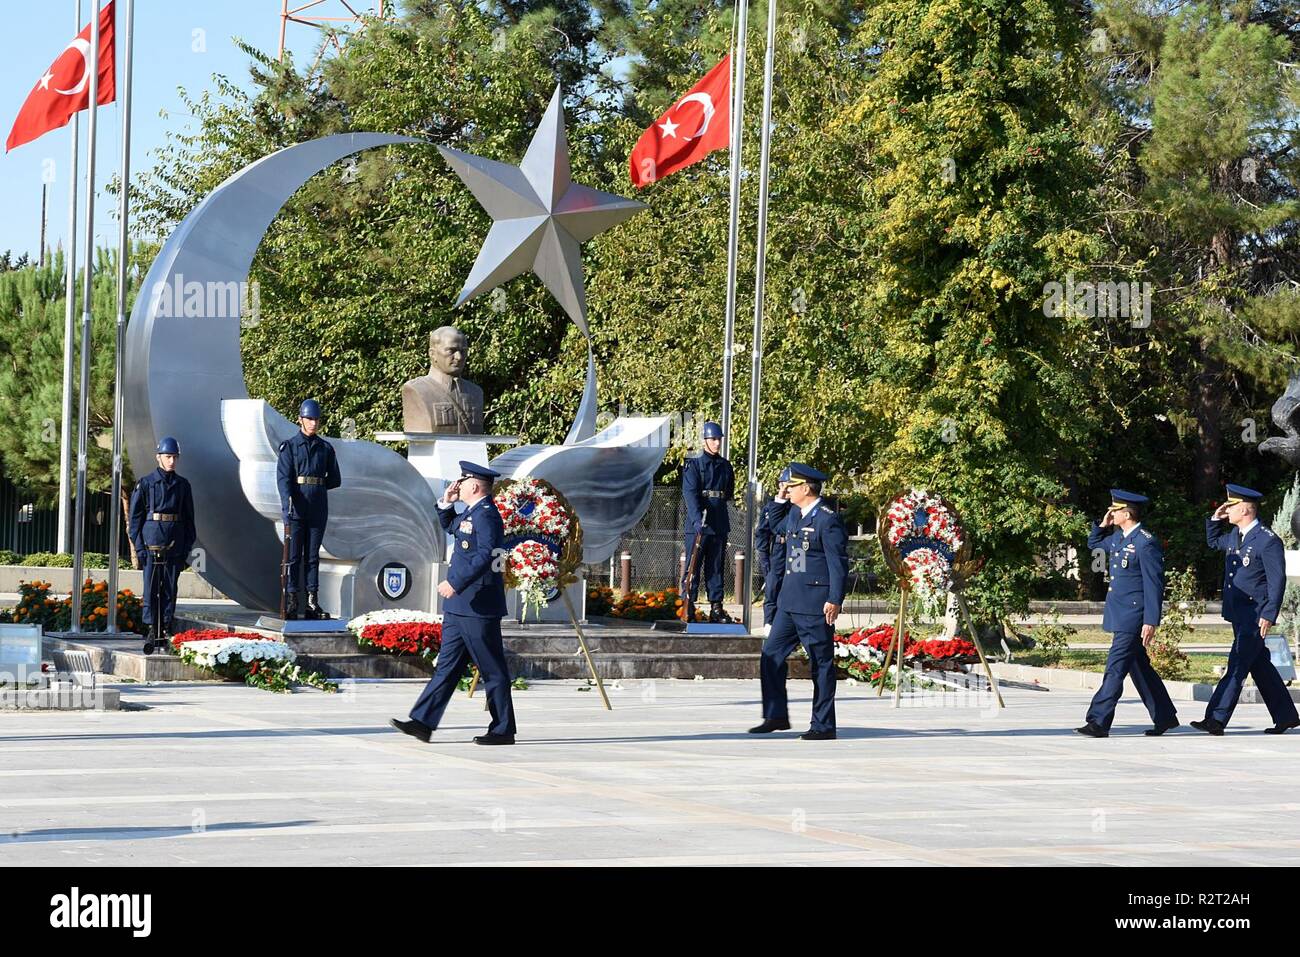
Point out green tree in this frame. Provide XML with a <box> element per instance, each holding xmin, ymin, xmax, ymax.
<box><xmin>827</xmin><ymin>0</ymin><xmax>1104</xmax><ymax>623</ymax></box>
<box><xmin>0</xmin><ymin>248</ymin><xmax>141</xmax><ymax>503</ymax></box>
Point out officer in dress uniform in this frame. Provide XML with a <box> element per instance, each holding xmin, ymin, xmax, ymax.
<box><xmin>682</xmin><ymin>421</ymin><xmax>736</xmax><ymax>622</ymax></box>
<box><xmin>128</xmin><ymin>437</ymin><xmax>196</xmax><ymax>639</ymax></box>
<box><xmin>1075</xmin><ymin>490</ymin><xmax>1178</xmax><ymax>738</ymax></box>
<box><xmin>754</xmin><ymin>467</ymin><xmax>793</xmax><ymax>633</ymax></box>
<box><xmin>1193</xmin><ymin>484</ymin><xmax>1300</xmax><ymax>735</ymax></box>
<box><xmin>392</xmin><ymin>461</ymin><xmax>517</xmax><ymax>745</ymax></box>
<box><xmin>275</xmin><ymin>399</ymin><xmax>341</xmax><ymax>620</ymax></box>
<box><xmin>750</xmin><ymin>463</ymin><xmax>848</xmax><ymax>740</ymax></box>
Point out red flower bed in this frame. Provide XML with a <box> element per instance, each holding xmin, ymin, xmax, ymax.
<box><xmin>358</xmin><ymin>621</ymin><xmax>441</xmax><ymax>663</ymax></box>
<box><xmin>170</xmin><ymin>628</ymin><xmax>268</xmax><ymax>650</ymax></box>
<box><xmin>838</xmin><ymin>624</ymin><xmax>977</xmax><ymax>661</ymax></box>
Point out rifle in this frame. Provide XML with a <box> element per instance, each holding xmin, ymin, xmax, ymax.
<box><xmin>143</xmin><ymin>541</ymin><xmax>171</xmax><ymax>654</ymax></box>
<box><xmin>279</xmin><ymin>525</ymin><xmax>292</xmax><ymax>620</ymax></box>
<box><xmin>680</xmin><ymin>523</ymin><xmax>707</xmax><ymax>623</ymax></box>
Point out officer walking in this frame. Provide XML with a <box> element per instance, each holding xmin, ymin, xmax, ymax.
<box><xmin>275</xmin><ymin>399</ymin><xmax>341</xmax><ymax>620</ymax></box>
<box><xmin>750</xmin><ymin>463</ymin><xmax>848</xmax><ymax>740</ymax></box>
<box><xmin>1193</xmin><ymin>484</ymin><xmax>1300</xmax><ymax>735</ymax></box>
<box><xmin>682</xmin><ymin>421</ymin><xmax>736</xmax><ymax>623</ymax></box>
<box><xmin>1075</xmin><ymin>490</ymin><xmax>1178</xmax><ymax>738</ymax></box>
<box><xmin>128</xmin><ymin>437</ymin><xmax>196</xmax><ymax>640</ymax></box>
<box><xmin>392</xmin><ymin>461</ymin><xmax>517</xmax><ymax>745</ymax></box>
<box><xmin>754</xmin><ymin>467</ymin><xmax>792</xmax><ymax>633</ymax></box>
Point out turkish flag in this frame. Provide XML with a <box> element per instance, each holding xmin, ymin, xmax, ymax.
<box><xmin>6</xmin><ymin>2</ymin><xmax>115</xmax><ymax>153</ymax></box>
<box><xmin>629</xmin><ymin>55</ymin><xmax>731</xmax><ymax>188</ymax></box>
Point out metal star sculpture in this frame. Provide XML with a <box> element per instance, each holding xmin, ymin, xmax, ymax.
<box><xmin>438</xmin><ymin>85</ymin><xmax>646</xmax><ymax>336</ymax></box>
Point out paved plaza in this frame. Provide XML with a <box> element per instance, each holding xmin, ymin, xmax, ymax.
<box><xmin>2</xmin><ymin>678</ymin><xmax>1298</xmax><ymax>866</ymax></box>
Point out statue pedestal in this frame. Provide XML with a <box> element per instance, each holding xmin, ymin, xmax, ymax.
<box><xmin>373</xmin><ymin>432</ymin><xmax>519</xmax><ymax>505</ymax></box>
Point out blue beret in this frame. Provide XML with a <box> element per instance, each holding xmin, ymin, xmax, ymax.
<box><xmin>786</xmin><ymin>462</ymin><xmax>827</xmax><ymax>483</ymax></box>
<box><xmin>458</xmin><ymin>460</ymin><xmax>500</xmax><ymax>481</ymax></box>
<box><xmin>1225</xmin><ymin>483</ymin><xmax>1264</xmax><ymax>504</ymax></box>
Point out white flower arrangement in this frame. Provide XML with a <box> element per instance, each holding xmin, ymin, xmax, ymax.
<box><xmin>346</xmin><ymin>609</ymin><xmax>441</xmax><ymax>636</ymax></box>
<box><xmin>179</xmin><ymin>636</ymin><xmax>295</xmax><ymax>669</ymax></box>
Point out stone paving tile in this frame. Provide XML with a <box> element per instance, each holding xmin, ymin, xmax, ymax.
<box><xmin>1</xmin><ymin>678</ymin><xmax>1297</xmax><ymax>866</ymax></box>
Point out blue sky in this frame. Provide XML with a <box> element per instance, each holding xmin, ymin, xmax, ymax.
<box><xmin>0</xmin><ymin>0</ymin><xmax>357</xmax><ymax>260</ymax></box>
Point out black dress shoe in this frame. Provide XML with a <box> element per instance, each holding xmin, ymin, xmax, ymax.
<box><xmin>1190</xmin><ymin>718</ymin><xmax>1225</xmax><ymax>736</ymax></box>
<box><xmin>389</xmin><ymin>718</ymin><xmax>431</xmax><ymax>743</ymax></box>
<box><xmin>800</xmin><ymin>729</ymin><xmax>837</xmax><ymax>740</ymax></box>
<box><xmin>748</xmin><ymin>719</ymin><xmax>791</xmax><ymax>734</ymax></box>
<box><xmin>473</xmin><ymin>733</ymin><xmax>515</xmax><ymax>745</ymax></box>
<box><xmin>1074</xmin><ymin>723</ymin><xmax>1108</xmax><ymax>738</ymax></box>
<box><xmin>1264</xmin><ymin>719</ymin><xmax>1300</xmax><ymax>735</ymax></box>
<box><xmin>1144</xmin><ymin>720</ymin><xmax>1180</xmax><ymax>737</ymax></box>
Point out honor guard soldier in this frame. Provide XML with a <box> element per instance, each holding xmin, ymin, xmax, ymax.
<box><xmin>1194</xmin><ymin>484</ymin><xmax>1300</xmax><ymax>735</ymax></box>
<box><xmin>754</xmin><ymin>467</ymin><xmax>793</xmax><ymax>633</ymax></box>
<box><xmin>682</xmin><ymin>421</ymin><xmax>736</xmax><ymax>622</ymax></box>
<box><xmin>392</xmin><ymin>461</ymin><xmax>517</xmax><ymax>745</ymax></box>
<box><xmin>128</xmin><ymin>437</ymin><xmax>196</xmax><ymax>641</ymax></box>
<box><xmin>1075</xmin><ymin>490</ymin><xmax>1178</xmax><ymax>738</ymax></box>
<box><xmin>275</xmin><ymin>399</ymin><xmax>341</xmax><ymax>620</ymax></box>
<box><xmin>750</xmin><ymin>463</ymin><xmax>848</xmax><ymax>740</ymax></box>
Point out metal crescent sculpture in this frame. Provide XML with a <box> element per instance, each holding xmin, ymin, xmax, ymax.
<box><xmin>127</xmin><ymin>98</ymin><xmax>664</xmax><ymax>614</ymax></box>
<box><xmin>124</xmin><ymin>133</ymin><xmax>422</xmax><ymax>613</ymax></box>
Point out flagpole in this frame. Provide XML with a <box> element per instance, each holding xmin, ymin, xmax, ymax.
<box><xmin>56</xmin><ymin>0</ymin><xmax>82</xmax><ymax>555</ymax></box>
<box><xmin>70</xmin><ymin>0</ymin><xmax>101</xmax><ymax>633</ymax></box>
<box><xmin>107</xmin><ymin>0</ymin><xmax>133</xmax><ymax>631</ymax></box>
<box><xmin>741</xmin><ymin>0</ymin><xmax>777</xmax><ymax>634</ymax></box>
<box><xmin>719</xmin><ymin>0</ymin><xmax>749</xmax><ymax>458</ymax></box>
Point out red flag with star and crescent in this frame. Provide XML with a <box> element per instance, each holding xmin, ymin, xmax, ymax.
<box><xmin>629</xmin><ymin>55</ymin><xmax>731</xmax><ymax>188</ymax></box>
<box><xmin>6</xmin><ymin>1</ymin><xmax>115</xmax><ymax>153</ymax></box>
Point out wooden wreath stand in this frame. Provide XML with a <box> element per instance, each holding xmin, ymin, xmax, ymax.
<box><xmin>467</xmin><ymin>481</ymin><xmax>611</xmax><ymax>710</ymax></box>
<box><xmin>465</xmin><ymin>592</ymin><xmax>611</xmax><ymax>710</ymax></box>
<box><xmin>875</xmin><ymin>496</ymin><xmax>1004</xmax><ymax>709</ymax></box>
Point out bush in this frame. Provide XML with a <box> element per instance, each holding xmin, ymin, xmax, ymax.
<box><xmin>0</xmin><ymin>549</ymin><xmax>19</xmax><ymax>566</ymax></box>
<box><xmin>1149</xmin><ymin>567</ymin><xmax>1201</xmax><ymax>681</ymax></box>
<box><xmin>0</xmin><ymin>578</ymin><xmax>146</xmax><ymax>635</ymax></box>
<box><xmin>586</xmin><ymin>583</ymin><xmax>614</xmax><ymax>616</ymax></box>
<box><xmin>17</xmin><ymin>551</ymin><xmax>110</xmax><ymax>568</ymax></box>
<box><xmin>1024</xmin><ymin>607</ymin><xmax>1075</xmax><ymax>665</ymax></box>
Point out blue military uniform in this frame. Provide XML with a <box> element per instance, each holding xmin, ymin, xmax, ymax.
<box><xmin>754</xmin><ymin>467</ymin><xmax>792</xmax><ymax>627</ymax></box>
<box><xmin>1078</xmin><ymin>490</ymin><xmax>1177</xmax><ymax>736</ymax></box>
<box><xmin>275</xmin><ymin>400</ymin><xmax>341</xmax><ymax>617</ymax></box>
<box><xmin>681</xmin><ymin>422</ymin><xmax>736</xmax><ymax>620</ymax></box>
<box><xmin>1200</xmin><ymin>484</ymin><xmax>1299</xmax><ymax>732</ymax></box>
<box><xmin>407</xmin><ymin>461</ymin><xmax>517</xmax><ymax>741</ymax></box>
<box><xmin>756</xmin><ymin>463</ymin><xmax>849</xmax><ymax>738</ymax></box>
<box><xmin>127</xmin><ymin>438</ymin><xmax>196</xmax><ymax>635</ymax></box>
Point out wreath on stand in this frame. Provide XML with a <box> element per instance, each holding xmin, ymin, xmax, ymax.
<box><xmin>877</xmin><ymin>489</ymin><xmax>1002</xmax><ymax>707</ymax></box>
<box><xmin>485</xmin><ymin>476</ymin><xmax>610</xmax><ymax>710</ymax></box>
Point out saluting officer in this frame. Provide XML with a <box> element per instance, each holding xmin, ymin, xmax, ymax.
<box><xmin>754</xmin><ymin>467</ymin><xmax>793</xmax><ymax>633</ymax></box>
<box><xmin>1193</xmin><ymin>484</ymin><xmax>1300</xmax><ymax>735</ymax></box>
<box><xmin>1075</xmin><ymin>490</ymin><xmax>1178</xmax><ymax>738</ymax></box>
<box><xmin>392</xmin><ymin>461</ymin><xmax>517</xmax><ymax>745</ymax></box>
<box><xmin>128</xmin><ymin>437</ymin><xmax>196</xmax><ymax>639</ymax></box>
<box><xmin>750</xmin><ymin>463</ymin><xmax>848</xmax><ymax>740</ymax></box>
<box><xmin>275</xmin><ymin>399</ymin><xmax>341</xmax><ymax>620</ymax></box>
<box><xmin>682</xmin><ymin>421</ymin><xmax>736</xmax><ymax>623</ymax></box>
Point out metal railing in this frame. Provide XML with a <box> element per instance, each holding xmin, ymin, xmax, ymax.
<box><xmin>0</xmin><ymin>475</ymin><xmax>129</xmax><ymax>560</ymax></box>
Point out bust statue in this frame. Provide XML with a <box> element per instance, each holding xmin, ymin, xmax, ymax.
<box><xmin>401</xmin><ymin>326</ymin><xmax>485</xmax><ymax>434</ymax></box>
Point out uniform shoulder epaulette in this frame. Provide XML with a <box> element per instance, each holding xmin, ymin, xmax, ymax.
<box><xmin>278</xmin><ymin>440</ymin><xmax>288</xmax><ymax>453</ymax></box>
<box><xmin>1140</xmin><ymin>528</ymin><xmax>1153</xmax><ymax>539</ymax></box>
<box><xmin>1263</xmin><ymin>527</ymin><xmax>1276</xmax><ymax>537</ymax></box>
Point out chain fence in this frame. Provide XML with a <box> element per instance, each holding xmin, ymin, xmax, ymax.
<box><xmin>580</xmin><ymin>486</ymin><xmax>885</xmax><ymax>601</ymax></box>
